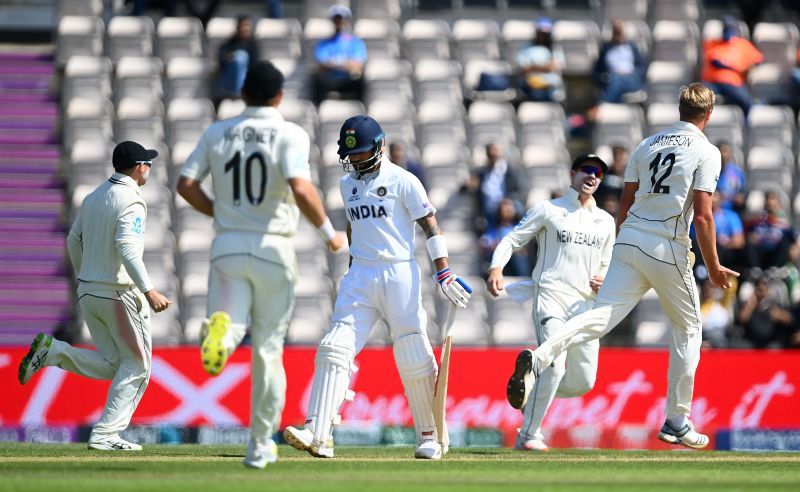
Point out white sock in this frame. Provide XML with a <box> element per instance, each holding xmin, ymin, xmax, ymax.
<box><xmin>667</xmin><ymin>415</ymin><xmax>687</xmax><ymax>428</ymax></box>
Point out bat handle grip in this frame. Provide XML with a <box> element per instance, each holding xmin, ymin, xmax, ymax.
<box><xmin>441</xmin><ymin>302</ymin><xmax>457</xmax><ymax>340</ymax></box>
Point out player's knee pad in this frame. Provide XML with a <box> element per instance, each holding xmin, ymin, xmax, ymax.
<box><xmin>393</xmin><ymin>333</ymin><xmax>436</xmax><ymax>381</ymax></box>
<box><xmin>316</xmin><ymin>321</ymin><xmax>357</xmax><ymax>371</ymax></box>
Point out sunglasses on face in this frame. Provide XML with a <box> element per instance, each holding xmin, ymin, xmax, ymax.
<box><xmin>577</xmin><ymin>165</ymin><xmax>604</xmax><ymax>179</ymax></box>
<box><xmin>136</xmin><ymin>160</ymin><xmax>153</xmax><ymax>167</ymax></box>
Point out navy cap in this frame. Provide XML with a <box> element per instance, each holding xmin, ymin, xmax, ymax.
<box><xmin>337</xmin><ymin>115</ymin><xmax>385</xmax><ymax>156</ymax></box>
<box><xmin>113</xmin><ymin>141</ymin><xmax>158</xmax><ymax>171</ymax></box>
<box><xmin>571</xmin><ymin>153</ymin><xmax>608</xmax><ymax>174</ymax></box>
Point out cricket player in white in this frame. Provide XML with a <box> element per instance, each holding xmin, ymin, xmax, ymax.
<box><xmin>177</xmin><ymin>61</ymin><xmax>345</xmax><ymax>469</ymax></box>
<box><xmin>488</xmin><ymin>154</ymin><xmax>615</xmax><ymax>452</ymax></box>
<box><xmin>18</xmin><ymin>140</ymin><xmax>172</xmax><ymax>451</ymax></box>
<box><xmin>508</xmin><ymin>83</ymin><xmax>739</xmax><ymax>449</ymax></box>
<box><xmin>283</xmin><ymin>115</ymin><xmax>472</xmax><ymax>460</ymax></box>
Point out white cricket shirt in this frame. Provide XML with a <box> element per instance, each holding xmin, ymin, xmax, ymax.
<box><xmin>341</xmin><ymin>157</ymin><xmax>436</xmax><ymax>262</ymax></box>
<box><xmin>490</xmin><ymin>188</ymin><xmax>616</xmax><ymax>300</ymax></box>
<box><xmin>180</xmin><ymin>106</ymin><xmax>312</xmax><ymax>263</ymax></box>
<box><xmin>621</xmin><ymin>120</ymin><xmax>721</xmax><ymax>250</ymax></box>
<box><xmin>67</xmin><ymin>173</ymin><xmax>153</xmax><ymax>293</ymax></box>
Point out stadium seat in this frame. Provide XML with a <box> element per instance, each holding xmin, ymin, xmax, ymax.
<box><xmin>452</xmin><ymin>19</ymin><xmax>501</xmax><ymax>63</ymax></box>
<box><xmin>354</xmin><ymin>0</ymin><xmax>401</xmax><ymax>20</ymax></box>
<box><xmin>748</xmin><ymin>105</ymin><xmax>794</xmax><ymax>148</ymax></box>
<box><xmin>64</xmin><ymin>97</ymin><xmax>114</xmax><ymax>151</ymax></box>
<box><xmin>271</xmin><ymin>58</ymin><xmax>311</xmax><ymax>101</ymax></box>
<box><xmin>462</xmin><ymin>60</ymin><xmax>516</xmax><ymax>103</ymax></box>
<box><xmin>166</xmin><ymin>98</ymin><xmax>215</xmax><ymax>147</ymax></box>
<box><xmin>401</xmin><ymin>19</ymin><xmax>450</xmax><ymax>64</ymax></box>
<box><xmin>63</xmin><ymin>55</ymin><xmax>112</xmax><ymax>103</ymax></box>
<box><xmin>592</xmin><ymin>103</ymin><xmax>644</xmax><ymax>149</ymax></box>
<box><xmin>107</xmin><ymin>16</ymin><xmax>155</xmax><ymax>64</ymax></box>
<box><xmin>467</xmin><ymin>101</ymin><xmax>516</xmax><ymax>149</ymax></box>
<box><xmin>421</xmin><ymin>142</ymin><xmax>470</xmax><ymax>208</ymax></box>
<box><xmin>307</xmin><ymin>0</ymin><xmax>351</xmax><ymax>19</ymax></box>
<box><xmin>489</xmin><ymin>279</ymin><xmax>536</xmax><ymax>346</ymax></box>
<box><xmin>516</xmin><ymin>101</ymin><xmax>567</xmax><ymax>148</ymax></box>
<box><xmin>502</xmin><ymin>19</ymin><xmax>536</xmax><ymax>65</ymax></box>
<box><xmin>354</xmin><ymin>19</ymin><xmax>401</xmax><ymax>60</ymax></box>
<box><xmin>646</xmin><ymin>61</ymin><xmax>692</xmax><ymax>104</ymax></box>
<box><xmin>255</xmin><ymin>18</ymin><xmax>303</xmax><ymax>61</ymax></box>
<box><xmin>364</xmin><ymin>58</ymin><xmax>413</xmax><ymax>104</ymax></box>
<box><xmin>115</xmin><ymin>97</ymin><xmax>165</xmax><ymax>147</ymax></box>
<box><xmin>748</xmin><ymin>64</ymin><xmax>792</xmax><ymax>105</ymax></box>
<box><xmin>603</xmin><ymin>0</ymin><xmax>648</xmax><ymax>22</ymax></box>
<box><xmin>704</xmin><ymin>104</ymin><xmax>745</xmax><ymax>150</ymax></box>
<box><xmin>157</xmin><ymin>17</ymin><xmax>204</xmax><ymax>64</ymax></box>
<box><xmin>702</xmin><ymin>18</ymin><xmax>750</xmax><ymax>41</ymax></box>
<box><xmin>216</xmin><ymin>98</ymin><xmax>245</xmax><ymax>120</ymax></box>
<box><xmin>58</xmin><ymin>0</ymin><xmax>103</xmax><ymax>17</ymax></box>
<box><xmin>652</xmin><ymin>21</ymin><xmax>699</xmax><ymax>67</ymax></box>
<box><xmin>278</xmin><ymin>99</ymin><xmax>318</xmax><ymax>141</ymax></box>
<box><xmin>652</xmin><ymin>0</ymin><xmax>699</xmax><ymax>23</ymax></box>
<box><xmin>521</xmin><ymin>144</ymin><xmax>571</xmax><ymax>192</ymax></box>
<box><xmin>115</xmin><ymin>56</ymin><xmax>164</xmax><ymax>102</ymax></box>
<box><xmin>413</xmin><ymin>59</ymin><xmax>463</xmax><ymax>106</ymax></box>
<box><xmin>753</xmin><ymin>22</ymin><xmax>799</xmax><ymax>70</ymax></box>
<box><xmin>552</xmin><ymin>20</ymin><xmax>600</xmax><ymax>76</ymax></box>
<box><xmin>416</xmin><ymin>100</ymin><xmax>467</xmax><ymax>147</ymax></box>
<box><xmin>317</xmin><ymin>99</ymin><xmax>366</xmax><ymax>148</ymax></box>
<box><xmin>367</xmin><ymin>100</ymin><xmax>415</xmax><ymax>145</ymax></box>
<box><xmin>56</xmin><ymin>16</ymin><xmax>104</xmax><ymax>66</ymax></box>
<box><xmin>646</xmin><ymin>103</ymin><xmax>679</xmax><ymax>135</ymax></box>
<box><xmin>746</xmin><ymin>146</ymin><xmax>794</xmax><ymax>194</ymax></box>
<box><xmin>165</xmin><ymin>57</ymin><xmax>211</xmax><ymax>101</ymax></box>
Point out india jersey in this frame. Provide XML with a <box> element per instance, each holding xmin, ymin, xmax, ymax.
<box><xmin>622</xmin><ymin>121</ymin><xmax>721</xmax><ymax>248</ymax></box>
<box><xmin>341</xmin><ymin>157</ymin><xmax>436</xmax><ymax>262</ymax></box>
<box><xmin>492</xmin><ymin>188</ymin><xmax>616</xmax><ymax>300</ymax></box>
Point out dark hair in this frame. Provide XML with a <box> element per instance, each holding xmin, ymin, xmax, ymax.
<box><xmin>241</xmin><ymin>61</ymin><xmax>284</xmax><ymax>104</ymax></box>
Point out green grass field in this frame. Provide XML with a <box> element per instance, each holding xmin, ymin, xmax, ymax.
<box><xmin>2</xmin><ymin>443</ymin><xmax>799</xmax><ymax>492</ymax></box>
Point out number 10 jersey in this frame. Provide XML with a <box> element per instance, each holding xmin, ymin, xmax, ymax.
<box><xmin>622</xmin><ymin>120</ymin><xmax>721</xmax><ymax>248</ymax></box>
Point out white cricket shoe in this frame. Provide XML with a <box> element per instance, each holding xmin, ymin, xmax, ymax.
<box><xmin>657</xmin><ymin>420</ymin><xmax>709</xmax><ymax>449</ymax></box>
<box><xmin>18</xmin><ymin>333</ymin><xmax>52</xmax><ymax>385</ymax></box>
<box><xmin>201</xmin><ymin>312</ymin><xmax>230</xmax><ymax>376</ymax></box>
<box><xmin>283</xmin><ymin>426</ymin><xmax>334</xmax><ymax>458</ymax></box>
<box><xmin>514</xmin><ymin>434</ymin><xmax>549</xmax><ymax>452</ymax></box>
<box><xmin>88</xmin><ymin>434</ymin><xmax>142</xmax><ymax>451</ymax></box>
<box><xmin>243</xmin><ymin>437</ymin><xmax>278</xmax><ymax>469</ymax></box>
<box><xmin>414</xmin><ymin>439</ymin><xmax>443</xmax><ymax>460</ymax></box>
<box><xmin>506</xmin><ymin>349</ymin><xmax>538</xmax><ymax>409</ymax></box>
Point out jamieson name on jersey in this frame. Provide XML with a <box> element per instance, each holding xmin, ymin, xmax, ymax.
<box><xmin>556</xmin><ymin>228</ymin><xmax>604</xmax><ymax>249</ymax></box>
<box><xmin>348</xmin><ymin>204</ymin><xmax>388</xmax><ymax>221</ymax></box>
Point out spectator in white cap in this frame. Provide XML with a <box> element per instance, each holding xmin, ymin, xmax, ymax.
<box><xmin>312</xmin><ymin>5</ymin><xmax>368</xmax><ymax>104</ymax></box>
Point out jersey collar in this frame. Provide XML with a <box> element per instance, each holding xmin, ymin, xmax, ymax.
<box><xmin>110</xmin><ymin>172</ymin><xmax>141</xmax><ymax>193</ymax></box>
<box><xmin>566</xmin><ymin>186</ymin><xmax>596</xmax><ymax>209</ymax></box>
<box><xmin>242</xmin><ymin>106</ymin><xmax>283</xmax><ymax>120</ymax></box>
<box><xmin>672</xmin><ymin>120</ymin><xmax>707</xmax><ymax>139</ymax></box>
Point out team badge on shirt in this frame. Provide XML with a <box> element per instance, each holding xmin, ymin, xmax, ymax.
<box><xmin>377</xmin><ymin>186</ymin><xmax>387</xmax><ymax>197</ymax></box>
<box><xmin>132</xmin><ymin>217</ymin><xmax>144</xmax><ymax>234</ymax></box>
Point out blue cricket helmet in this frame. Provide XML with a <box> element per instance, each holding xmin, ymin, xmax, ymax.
<box><xmin>337</xmin><ymin>115</ymin><xmax>385</xmax><ymax>157</ymax></box>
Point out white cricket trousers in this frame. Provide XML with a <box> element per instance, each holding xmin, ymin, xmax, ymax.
<box><xmin>46</xmin><ymin>288</ymin><xmax>151</xmax><ymax>438</ymax></box>
<box><xmin>207</xmin><ymin>254</ymin><xmax>295</xmax><ymax>441</ymax></box>
<box><xmin>534</xmin><ymin>241</ymin><xmax>702</xmax><ymax>419</ymax></box>
<box><xmin>520</xmin><ymin>288</ymin><xmax>597</xmax><ymax>441</ymax></box>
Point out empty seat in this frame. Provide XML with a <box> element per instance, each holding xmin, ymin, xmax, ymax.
<box><xmin>401</xmin><ymin>19</ymin><xmax>450</xmax><ymax>64</ymax></box>
<box><xmin>646</xmin><ymin>103</ymin><xmax>679</xmax><ymax>135</ymax></box>
<box><xmin>646</xmin><ymin>61</ymin><xmax>692</xmax><ymax>104</ymax></box>
<box><xmin>364</xmin><ymin>58</ymin><xmax>412</xmax><ymax>104</ymax></box>
<box><xmin>416</xmin><ymin>100</ymin><xmax>467</xmax><ymax>147</ymax></box>
<box><xmin>367</xmin><ymin>100</ymin><xmax>415</xmax><ymax>144</ymax></box>
<box><xmin>452</xmin><ymin>19</ymin><xmax>501</xmax><ymax>63</ymax></box>
<box><xmin>603</xmin><ymin>0</ymin><xmax>648</xmax><ymax>21</ymax></box>
<box><xmin>652</xmin><ymin>21</ymin><xmax>699</xmax><ymax>67</ymax></box>
<box><xmin>166</xmin><ymin>98</ymin><xmax>215</xmax><ymax>146</ymax></box>
<box><xmin>58</xmin><ymin>0</ymin><xmax>103</xmax><ymax>17</ymax></box>
<box><xmin>354</xmin><ymin>0</ymin><xmax>401</xmax><ymax>20</ymax></box>
<box><xmin>592</xmin><ymin>103</ymin><xmax>644</xmax><ymax>149</ymax></box>
<box><xmin>704</xmin><ymin>104</ymin><xmax>745</xmax><ymax>150</ymax></box>
<box><xmin>271</xmin><ymin>58</ymin><xmax>311</xmax><ymax>100</ymax></box>
<box><xmin>63</xmin><ymin>55</ymin><xmax>112</xmax><ymax>102</ymax></box>
<box><xmin>216</xmin><ymin>98</ymin><xmax>246</xmax><ymax>120</ymax></box>
<box><xmin>107</xmin><ymin>16</ymin><xmax>155</xmax><ymax>64</ymax></box>
<box><xmin>652</xmin><ymin>0</ymin><xmax>699</xmax><ymax>22</ymax></box>
<box><xmin>354</xmin><ymin>19</ymin><xmax>401</xmax><ymax>59</ymax></box>
<box><xmin>57</xmin><ymin>16</ymin><xmax>104</xmax><ymax>65</ymax></box>
<box><xmin>421</xmin><ymin>142</ymin><xmax>470</xmax><ymax>207</ymax></box>
<box><xmin>115</xmin><ymin>56</ymin><xmax>164</xmax><ymax>102</ymax></box>
<box><xmin>255</xmin><ymin>18</ymin><xmax>303</xmax><ymax>60</ymax></box>
<box><xmin>468</xmin><ymin>101</ymin><xmax>516</xmax><ymax>148</ymax></box>
<box><xmin>521</xmin><ymin>145</ymin><xmax>571</xmax><ymax>191</ymax></box>
<box><xmin>753</xmin><ymin>22</ymin><xmax>799</xmax><ymax>70</ymax></box>
<box><xmin>748</xmin><ymin>64</ymin><xmax>792</xmax><ymax>105</ymax></box>
<box><xmin>157</xmin><ymin>17</ymin><xmax>204</xmax><ymax>64</ymax></box>
<box><xmin>317</xmin><ymin>100</ymin><xmax>366</xmax><ymax>148</ymax></box>
<box><xmin>463</xmin><ymin>59</ymin><xmax>516</xmax><ymax>103</ymax></box>
<box><xmin>64</xmin><ymin>97</ymin><xmax>114</xmax><ymax>150</ymax></box>
<box><xmin>746</xmin><ymin>146</ymin><xmax>794</xmax><ymax>193</ymax></box>
<box><xmin>414</xmin><ymin>59</ymin><xmax>463</xmax><ymax>105</ymax></box>
<box><xmin>165</xmin><ymin>57</ymin><xmax>211</xmax><ymax>101</ymax></box>
<box><xmin>278</xmin><ymin>99</ymin><xmax>318</xmax><ymax>140</ymax></box>
<box><xmin>516</xmin><ymin>102</ymin><xmax>567</xmax><ymax>147</ymax></box>
<box><xmin>552</xmin><ymin>20</ymin><xmax>600</xmax><ymax>76</ymax></box>
<box><xmin>116</xmin><ymin>97</ymin><xmax>165</xmax><ymax>147</ymax></box>
<box><xmin>748</xmin><ymin>105</ymin><xmax>794</xmax><ymax>148</ymax></box>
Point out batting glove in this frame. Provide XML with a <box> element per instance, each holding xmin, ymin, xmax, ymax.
<box><xmin>436</xmin><ymin>268</ymin><xmax>473</xmax><ymax>308</ymax></box>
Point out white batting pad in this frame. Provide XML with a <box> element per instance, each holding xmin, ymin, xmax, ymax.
<box><xmin>393</xmin><ymin>333</ymin><xmax>438</xmax><ymax>443</ymax></box>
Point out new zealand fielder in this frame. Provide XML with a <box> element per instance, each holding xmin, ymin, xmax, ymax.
<box><xmin>507</xmin><ymin>83</ymin><xmax>738</xmax><ymax>449</ymax></box>
<box><xmin>488</xmin><ymin>154</ymin><xmax>615</xmax><ymax>451</ymax></box>
<box><xmin>283</xmin><ymin>115</ymin><xmax>472</xmax><ymax>460</ymax></box>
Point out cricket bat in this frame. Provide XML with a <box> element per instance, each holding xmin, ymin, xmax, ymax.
<box><xmin>432</xmin><ymin>302</ymin><xmax>457</xmax><ymax>452</ymax></box>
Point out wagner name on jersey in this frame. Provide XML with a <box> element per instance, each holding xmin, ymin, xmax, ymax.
<box><xmin>341</xmin><ymin>156</ymin><xmax>435</xmax><ymax>262</ymax></box>
<box><xmin>621</xmin><ymin>120</ymin><xmax>721</xmax><ymax>251</ymax></box>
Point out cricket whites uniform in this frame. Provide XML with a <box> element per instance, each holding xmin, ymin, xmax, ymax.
<box><xmin>491</xmin><ymin>187</ymin><xmax>615</xmax><ymax>443</ymax></box>
<box><xmin>180</xmin><ymin>106</ymin><xmax>311</xmax><ymax>442</ymax></box>
<box><xmin>302</xmin><ymin>157</ymin><xmax>441</xmax><ymax>452</ymax></box>
<box><xmin>48</xmin><ymin>173</ymin><xmax>154</xmax><ymax>442</ymax></box>
<box><xmin>531</xmin><ymin>121</ymin><xmax>721</xmax><ymax>421</ymax></box>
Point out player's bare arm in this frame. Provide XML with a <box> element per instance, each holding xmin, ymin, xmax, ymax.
<box><xmin>416</xmin><ymin>212</ymin><xmax>446</xmax><ymax>270</ymax></box>
<box><xmin>417</xmin><ymin>212</ymin><xmax>472</xmax><ymax>308</ymax></box>
<box><xmin>616</xmin><ymin>182</ymin><xmax>638</xmax><ymax>234</ymax></box>
<box><xmin>176</xmin><ymin>176</ymin><xmax>214</xmax><ymax>217</ymax></box>
<box><xmin>288</xmin><ymin>177</ymin><xmax>346</xmax><ymax>252</ymax></box>
<box><xmin>693</xmin><ymin>190</ymin><xmax>739</xmax><ymax>289</ymax></box>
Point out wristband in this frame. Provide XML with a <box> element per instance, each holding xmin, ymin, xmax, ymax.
<box><xmin>426</xmin><ymin>235</ymin><xmax>448</xmax><ymax>261</ymax></box>
<box><xmin>317</xmin><ymin>217</ymin><xmax>336</xmax><ymax>242</ymax></box>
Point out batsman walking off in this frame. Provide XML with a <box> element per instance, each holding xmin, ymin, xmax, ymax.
<box><xmin>488</xmin><ymin>154</ymin><xmax>615</xmax><ymax>451</ymax></box>
<box><xmin>177</xmin><ymin>61</ymin><xmax>345</xmax><ymax>469</ymax></box>
<box><xmin>284</xmin><ymin>115</ymin><xmax>472</xmax><ymax>460</ymax></box>
<box><xmin>506</xmin><ymin>83</ymin><xmax>738</xmax><ymax>449</ymax></box>
<box><xmin>18</xmin><ymin>141</ymin><xmax>172</xmax><ymax>451</ymax></box>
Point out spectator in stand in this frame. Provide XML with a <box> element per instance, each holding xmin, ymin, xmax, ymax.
<box><xmin>716</xmin><ymin>141</ymin><xmax>747</xmax><ymax>212</ymax></box>
<box><xmin>217</xmin><ymin>16</ymin><xmax>260</xmax><ymax>99</ymax></box>
<box><xmin>312</xmin><ymin>6</ymin><xmax>367</xmax><ymax>105</ymax></box>
<box><xmin>478</xmin><ymin>198</ymin><xmax>529</xmax><ymax>277</ymax></box>
<box><xmin>737</xmin><ymin>276</ymin><xmax>793</xmax><ymax>348</ymax></box>
<box><xmin>596</xmin><ymin>144</ymin><xmax>628</xmax><ymax>202</ymax></box>
<box><xmin>463</xmin><ymin>143</ymin><xmax>525</xmax><ymax>231</ymax></box>
<box><xmin>700</xmin><ymin>16</ymin><xmax>763</xmax><ymax>118</ymax></box>
<box><xmin>389</xmin><ymin>142</ymin><xmax>425</xmax><ymax>187</ymax></box>
<box><xmin>691</xmin><ymin>191</ymin><xmax>746</xmax><ymax>276</ymax></box>
<box><xmin>699</xmin><ymin>279</ymin><xmax>732</xmax><ymax>348</ymax></box>
<box><xmin>744</xmin><ymin>190</ymin><xmax>797</xmax><ymax>270</ymax></box>
<box><xmin>594</xmin><ymin>20</ymin><xmax>647</xmax><ymax>104</ymax></box>
<box><xmin>516</xmin><ymin>17</ymin><xmax>566</xmax><ymax>103</ymax></box>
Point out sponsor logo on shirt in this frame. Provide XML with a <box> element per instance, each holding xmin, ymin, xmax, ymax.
<box><xmin>132</xmin><ymin>217</ymin><xmax>144</xmax><ymax>235</ymax></box>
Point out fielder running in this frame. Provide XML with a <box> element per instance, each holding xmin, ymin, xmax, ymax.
<box><xmin>506</xmin><ymin>83</ymin><xmax>739</xmax><ymax>448</ymax></box>
<box><xmin>283</xmin><ymin>115</ymin><xmax>472</xmax><ymax>460</ymax></box>
<box><xmin>18</xmin><ymin>141</ymin><xmax>172</xmax><ymax>451</ymax></box>
<box><xmin>488</xmin><ymin>154</ymin><xmax>615</xmax><ymax>451</ymax></box>
<box><xmin>176</xmin><ymin>61</ymin><xmax>345</xmax><ymax>468</ymax></box>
